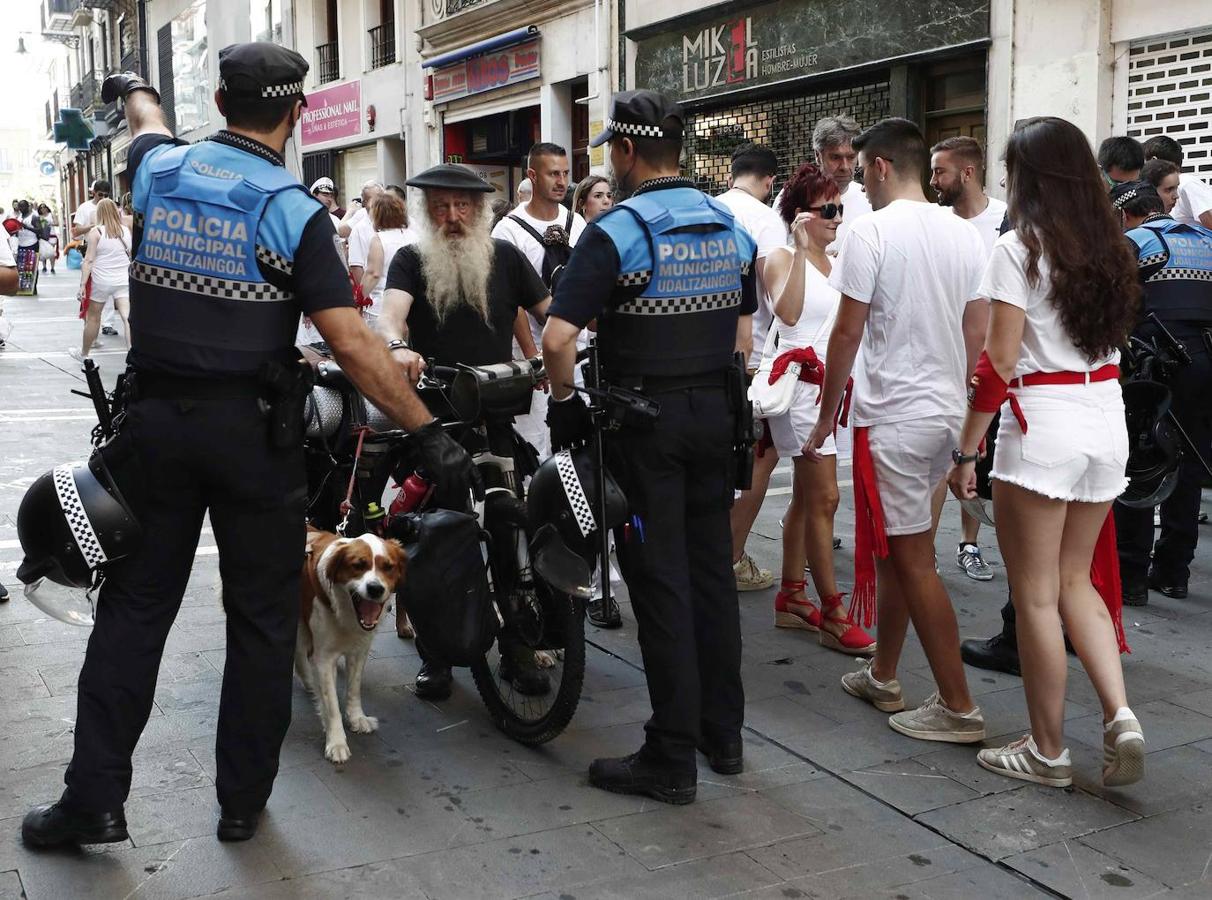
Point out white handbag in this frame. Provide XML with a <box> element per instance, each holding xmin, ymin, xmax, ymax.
<box><xmin>748</xmin><ymin>301</ymin><xmax>838</xmax><ymax>418</ymax></box>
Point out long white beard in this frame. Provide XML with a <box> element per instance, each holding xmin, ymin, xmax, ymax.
<box><xmin>414</xmin><ymin>203</ymin><xmax>495</xmax><ymax>326</ymax></box>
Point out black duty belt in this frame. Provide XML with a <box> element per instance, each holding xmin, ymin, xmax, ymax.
<box><xmin>135</xmin><ymin>371</ymin><xmax>264</xmax><ymax>401</ymax></box>
<box><xmin>614</xmin><ymin>369</ymin><xmax>730</xmax><ymax>394</ymax></box>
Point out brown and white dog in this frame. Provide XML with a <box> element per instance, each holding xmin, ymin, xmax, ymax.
<box><xmin>295</xmin><ymin>527</ymin><xmax>406</xmax><ymax>763</ymax></box>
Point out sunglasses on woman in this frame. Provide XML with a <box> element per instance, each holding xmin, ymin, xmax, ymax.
<box><xmin>806</xmin><ymin>203</ymin><xmax>844</xmax><ymax>220</ymax></box>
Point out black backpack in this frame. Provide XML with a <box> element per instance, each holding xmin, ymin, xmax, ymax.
<box><xmin>507</xmin><ymin>210</ymin><xmax>574</xmax><ymax>291</ymax></box>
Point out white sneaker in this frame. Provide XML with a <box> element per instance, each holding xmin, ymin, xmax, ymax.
<box><xmin>1103</xmin><ymin>708</ymin><xmax>1145</xmax><ymax>787</ymax></box>
<box><xmin>888</xmin><ymin>692</ymin><xmax>986</xmax><ymax>743</ymax></box>
<box><xmin>67</xmin><ymin>347</ymin><xmax>90</xmax><ymax>368</ymax></box>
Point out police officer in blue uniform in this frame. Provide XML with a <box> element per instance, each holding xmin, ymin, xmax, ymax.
<box><xmin>22</xmin><ymin>45</ymin><xmax>474</xmax><ymax>848</ymax></box>
<box><xmin>1112</xmin><ymin>180</ymin><xmax>1212</xmax><ymax>604</ymax></box>
<box><xmin>543</xmin><ymin>91</ymin><xmax>758</xmax><ymax>804</ymax></box>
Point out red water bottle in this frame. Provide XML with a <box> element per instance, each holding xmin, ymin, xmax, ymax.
<box><xmin>390</xmin><ymin>471</ymin><xmax>433</xmax><ymax>516</ymax></box>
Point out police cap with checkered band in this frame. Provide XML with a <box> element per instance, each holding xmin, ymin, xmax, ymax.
<box><xmin>218</xmin><ymin>42</ymin><xmax>310</xmax><ymax>106</ymax></box>
<box><xmin>590</xmin><ymin>90</ymin><xmax>684</xmax><ymax>148</ymax></box>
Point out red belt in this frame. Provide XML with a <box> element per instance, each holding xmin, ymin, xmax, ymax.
<box><xmin>1009</xmin><ymin>364</ymin><xmax>1119</xmax><ymax>389</ymax></box>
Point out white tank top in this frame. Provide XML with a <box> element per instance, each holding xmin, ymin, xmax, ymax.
<box><xmin>773</xmin><ymin>253</ymin><xmax>840</xmax><ymax>359</ymax></box>
<box><xmin>368</xmin><ymin>227</ymin><xmax>418</xmax><ymax>304</ymax></box>
<box><xmin>91</xmin><ymin>226</ymin><xmax>132</xmax><ymax>284</ymax></box>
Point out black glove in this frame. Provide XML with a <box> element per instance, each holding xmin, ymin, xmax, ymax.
<box><xmin>547</xmin><ymin>393</ymin><xmax>593</xmax><ymax>451</ymax></box>
<box><xmin>101</xmin><ymin>72</ymin><xmax>161</xmax><ymax>105</ymax></box>
<box><xmin>414</xmin><ymin>420</ymin><xmax>480</xmax><ymax>511</ymax></box>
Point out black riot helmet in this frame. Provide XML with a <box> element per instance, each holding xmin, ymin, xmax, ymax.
<box><xmin>1118</xmin><ymin>380</ymin><xmax>1182</xmax><ymax>509</ymax></box>
<box><xmin>15</xmin><ymin>453</ymin><xmax>142</xmax><ymax>625</ymax></box>
<box><xmin>526</xmin><ymin>448</ymin><xmax>628</xmax><ymax>598</ymax></box>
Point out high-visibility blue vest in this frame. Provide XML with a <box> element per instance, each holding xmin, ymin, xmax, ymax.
<box><xmin>1127</xmin><ymin>217</ymin><xmax>1212</xmax><ymax>323</ymax></box>
<box><xmin>129</xmin><ymin>140</ymin><xmax>320</xmax><ymax>376</ymax></box>
<box><xmin>593</xmin><ymin>187</ymin><xmax>756</xmax><ymax>377</ymax></box>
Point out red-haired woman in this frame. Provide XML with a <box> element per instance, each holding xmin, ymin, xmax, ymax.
<box><xmin>764</xmin><ymin>163</ymin><xmax>876</xmax><ymax>655</ymax></box>
<box><xmin>948</xmin><ymin>117</ymin><xmax>1144</xmax><ymax>788</ymax></box>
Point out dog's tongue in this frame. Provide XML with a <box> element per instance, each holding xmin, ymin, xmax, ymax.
<box><xmin>356</xmin><ymin>598</ymin><xmax>384</xmax><ymax>630</ymax></box>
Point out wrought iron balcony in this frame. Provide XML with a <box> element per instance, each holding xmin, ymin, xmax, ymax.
<box><xmin>369</xmin><ymin>22</ymin><xmax>395</xmax><ymax>70</ymax></box>
<box><xmin>70</xmin><ymin>70</ymin><xmax>101</xmax><ymax>111</ymax></box>
<box><xmin>316</xmin><ymin>40</ymin><xmax>339</xmax><ymax>85</ymax></box>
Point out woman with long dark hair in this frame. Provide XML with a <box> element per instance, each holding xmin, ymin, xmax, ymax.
<box><xmin>572</xmin><ymin>175</ymin><xmax>613</xmax><ymax>222</ymax></box>
<box><xmin>765</xmin><ymin>163</ymin><xmax>875</xmax><ymax>655</ymax></box>
<box><xmin>947</xmin><ymin>117</ymin><xmax>1144</xmax><ymax>788</ymax></box>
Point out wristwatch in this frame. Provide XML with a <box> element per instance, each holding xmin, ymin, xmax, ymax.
<box><xmin>387</xmin><ymin>339</ymin><xmax>409</xmax><ymax>352</ymax></box>
<box><xmin>951</xmin><ymin>448</ymin><xmax>979</xmax><ymax>465</ymax></box>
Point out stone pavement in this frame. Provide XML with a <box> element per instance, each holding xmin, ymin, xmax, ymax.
<box><xmin>1</xmin><ymin>273</ymin><xmax>1211</xmax><ymax>899</ymax></box>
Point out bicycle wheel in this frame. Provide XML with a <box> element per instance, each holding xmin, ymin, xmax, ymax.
<box><xmin>470</xmin><ymin>497</ymin><xmax>586</xmax><ymax>745</ymax></box>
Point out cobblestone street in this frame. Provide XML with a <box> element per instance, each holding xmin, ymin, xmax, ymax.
<box><xmin>1</xmin><ymin>275</ymin><xmax>1211</xmax><ymax>898</ymax></box>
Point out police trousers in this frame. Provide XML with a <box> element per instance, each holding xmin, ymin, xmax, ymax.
<box><xmin>63</xmin><ymin>388</ymin><xmax>306</xmax><ymax>814</ymax></box>
<box><xmin>1115</xmin><ymin>329</ymin><xmax>1212</xmax><ymax>584</ymax></box>
<box><xmin>610</xmin><ymin>384</ymin><xmax>744</xmax><ymax>770</ymax></box>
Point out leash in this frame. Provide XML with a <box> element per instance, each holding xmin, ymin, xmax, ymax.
<box><xmin>337</xmin><ymin>425</ymin><xmax>372</xmax><ymax>536</ymax></box>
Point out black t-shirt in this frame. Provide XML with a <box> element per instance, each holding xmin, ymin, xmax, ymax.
<box><xmin>127</xmin><ymin>132</ymin><xmax>353</xmax><ymax>321</ymax></box>
<box><xmin>385</xmin><ymin>239</ymin><xmax>547</xmax><ymax>367</ymax></box>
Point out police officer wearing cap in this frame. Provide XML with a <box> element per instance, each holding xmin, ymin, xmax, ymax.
<box><xmin>21</xmin><ymin>44</ymin><xmax>474</xmax><ymax>848</ymax></box>
<box><xmin>1112</xmin><ymin>179</ymin><xmax>1212</xmax><ymax>605</ymax></box>
<box><xmin>543</xmin><ymin>90</ymin><xmax>758</xmax><ymax>803</ymax></box>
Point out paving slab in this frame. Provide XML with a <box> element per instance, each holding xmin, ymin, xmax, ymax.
<box><xmin>914</xmin><ymin>785</ymin><xmax>1139</xmax><ymax>860</ymax></box>
<box><xmin>592</xmin><ymin>792</ymin><xmax>822</xmax><ymax>869</ymax></box>
<box><xmin>841</xmin><ymin>759</ymin><xmax>982</xmax><ymax>816</ymax></box>
<box><xmin>0</xmin><ymin>871</ymin><xmax>22</xmax><ymax>900</ymax></box>
<box><xmin>525</xmin><ymin>850</ymin><xmax>784</xmax><ymax>899</ymax></box>
<box><xmin>1080</xmin><ymin>802</ymin><xmax>1212</xmax><ymax>890</ymax></box>
<box><xmin>1005</xmin><ymin>839</ymin><xmax>1171</xmax><ymax>898</ymax></box>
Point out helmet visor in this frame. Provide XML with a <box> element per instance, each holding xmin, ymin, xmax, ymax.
<box><xmin>22</xmin><ymin>577</ymin><xmax>97</xmax><ymax>627</ymax></box>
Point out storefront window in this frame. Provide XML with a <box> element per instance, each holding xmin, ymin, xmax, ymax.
<box><xmin>172</xmin><ymin>0</ymin><xmax>210</xmax><ymax>136</ymax></box>
<box><xmin>250</xmin><ymin>0</ymin><xmax>283</xmax><ymax>43</ymax></box>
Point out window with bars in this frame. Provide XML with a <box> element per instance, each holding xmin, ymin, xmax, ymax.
<box><xmin>683</xmin><ymin>80</ymin><xmax>891</xmax><ymax>196</ymax></box>
<box><xmin>1125</xmin><ymin>29</ymin><xmax>1212</xmax><ymax>177</ymax></box>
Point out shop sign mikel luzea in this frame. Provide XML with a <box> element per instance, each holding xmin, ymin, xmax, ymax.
<box><xmin>634</xmin><ymin>0</ymin><xmax>990</xmax><ymax>103</ymax></box>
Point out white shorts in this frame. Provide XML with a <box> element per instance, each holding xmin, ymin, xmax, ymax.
<box><xmin>766</xmin><ymin>381</ymin><xmax>837</xmax><ymax>458</ymax></box>
<box><xmin>90</xmin><ymin>280</ymin><xmax>128</xmax><ymax>304</ymax></box>
<box><xmin>991</xmin><ymin>380</ymin><xmax>1129</xmax><ymax>503</ymax></box>
<box><xmin>866</xmin><ymin>414</ymin><xmax>960</xmax><ymax>536</ymax></box>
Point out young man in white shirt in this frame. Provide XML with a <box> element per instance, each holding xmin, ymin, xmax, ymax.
<box><xmin>492</xmin><ymin>144</ymin><xmax>586</xmax><ymax>460</ymax></box>
<box><xmin>716</xmin><ymin>144</ymin><xmax>787</xmax><ymax>591</ymax></box>
<box><xmin>1143</xmin><ymin>135</ymin><xmax>1212</xmax><ymax>229</ymax></box>
<box><xmin>929</xmin><ymin>135</ymin><xmax>1008</xmax><ymax>582</ymax></box>
<box><xmin>806</xmin><ymin>118</ymin><xmax>988</xmax><ymax>744</ymax></box>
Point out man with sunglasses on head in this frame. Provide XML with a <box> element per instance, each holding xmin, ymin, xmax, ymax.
<box><xmin>805</xmin><ymin>118</ymin><xmax>989</xmax><ymax>745</ymax></box>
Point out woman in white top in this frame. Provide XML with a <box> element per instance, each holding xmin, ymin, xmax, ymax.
<box><xmin>948</xmin><ymin>117</ymin><xmax>1144</xmax><ymax>789</ymax></box>
<box><xmin>73</xmin><ymin>198</ymin><xmax>132</xmax><ymax>363</ymax></box>
<box><xmin>360</xmin><ymin>190</ymin><xmax>416</xmax><ymax>331</ymax></box>
<box><xmin>764</xmin><ymin>163</ymin><xmax>875</xmax><ymax>656</ymax></box>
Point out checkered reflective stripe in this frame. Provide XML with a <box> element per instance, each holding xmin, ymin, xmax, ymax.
<box><xmin>1112</xmin><ymin>187</ymin><xmax>1143</xmax><ymax>209</ymax></box>
<box><xmin>740</xmin><ymin>259</ymin><xmax>752</xmax><ymax>275</ymax></box>
<box><xmin>255</xmin><ymin>245</ymin><xmax>293</xmax><ymax>275</ymax></box>
<box><xmin>607</xmin><ymin>118</ymin><xmax>665</xmax><ymax>139</ymax></box>
<box><xmin>617</xmin><ymin>270</ymin><xmax>651</xmax><ymax>287</ymax></box>
<box><xmin>554</xmin><ymin>450</ymin><xmax>595</xmax><ymax>538</ymax></box>
<box><xmin>131</xmin><ymin>262</ymin><xmax>293</xmax><ymax>302</ymax></box>
<box><xmin>1149</xmin><ymin>267</ymin><xmax>1212</xmax><ymax>282</ymax></box>
<box><xmin>52</xmin><ymin>466</ymin><xmax>107</xmax><ymax>568</ymax></box>
<box><xmin>262</xmin><ymin>81</ymin><xmax>304</xmax><ymax>99</ymax></box>
<box><xmin>617</xmin><ymin>289</ymin><xmax>742</xmax><ymax>316</ymax></box>
<box><xmin>1138</xmin><ymin>251</ymin><xmax>1168</xmax><ymax>268</ymax></box>
<box><xmin>1125</xmin><ymin>29</ymin><xmax>1212</xmax><ymax>177</ymax></box>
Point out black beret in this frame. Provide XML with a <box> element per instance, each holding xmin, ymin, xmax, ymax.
<box><xmin>405</xmin><ymin>164</ymin><xmax>494</xmax><ymax>193</ymax></box>
<box><xmin>590</xmin><ymin>90</ymin><xmax>684</xmax><ymax>148</ymax></box>
<box><xmin>218</xmin><ymin>42</ymin><xmax>309</xmax><ymax>105</ymax></box>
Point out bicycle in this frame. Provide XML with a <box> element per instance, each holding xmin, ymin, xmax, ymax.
<box><xmin>301</xmin><ymin>352</ymin><xmax>587</xmax><ymax>745</ymax></box>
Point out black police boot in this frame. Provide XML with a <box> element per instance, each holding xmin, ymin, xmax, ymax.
<box><xmin>217</xmin><ymin>807</ymin><xmax>262</xmax><ymax>842</ymax></box>
<box><xmin>499</xmin><ymin>645</ymin><xmax>551</xmax><ymax>697</ymax></box>
<box><xmin>22</xmin><ymin>802</ymin><xmax>128</xmax><ymax>848</ymax></box>
<box><xmin>1148</xmin><ymin>567</ymin><xmax>1188</xmax><ymax>599</ymax></box>
<box><xmin>587</xmin><ymin>596</ymin><xmax>623</xmax><ymax>629</ymax></box>
<box><xmin>698</xmin><ymin>736</ymin><xmax>744</xmax><ymax>775</ymax></box>
<box><xmin>0</xmin><ymin>581</ymin><xmax>9</xmax><ymax>603</ymax></box>
<box><xmin>960</xmin><ymin>632</ymin><xmax>1020</xmax><ymax>676</ymax></box>
<box><xmin>414</xmin><ymin>663</ymin><xmax>453</xmax><ymax>701</ymax></box>
<box><xmin>588</xmin><ymin>750</ymin><xmax>696</xmax><ymax>805</ymax></box>
<box><xmin>1122</xmin><ymin>574</ymin><xmax>1149</xmax><ymax>607</ymax></box>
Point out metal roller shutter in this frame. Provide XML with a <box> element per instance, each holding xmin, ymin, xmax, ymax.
<box><xmin>1125</xmin><ymin>29</ymin><xmax>1212</xmax><ymax>177</ymax></box>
